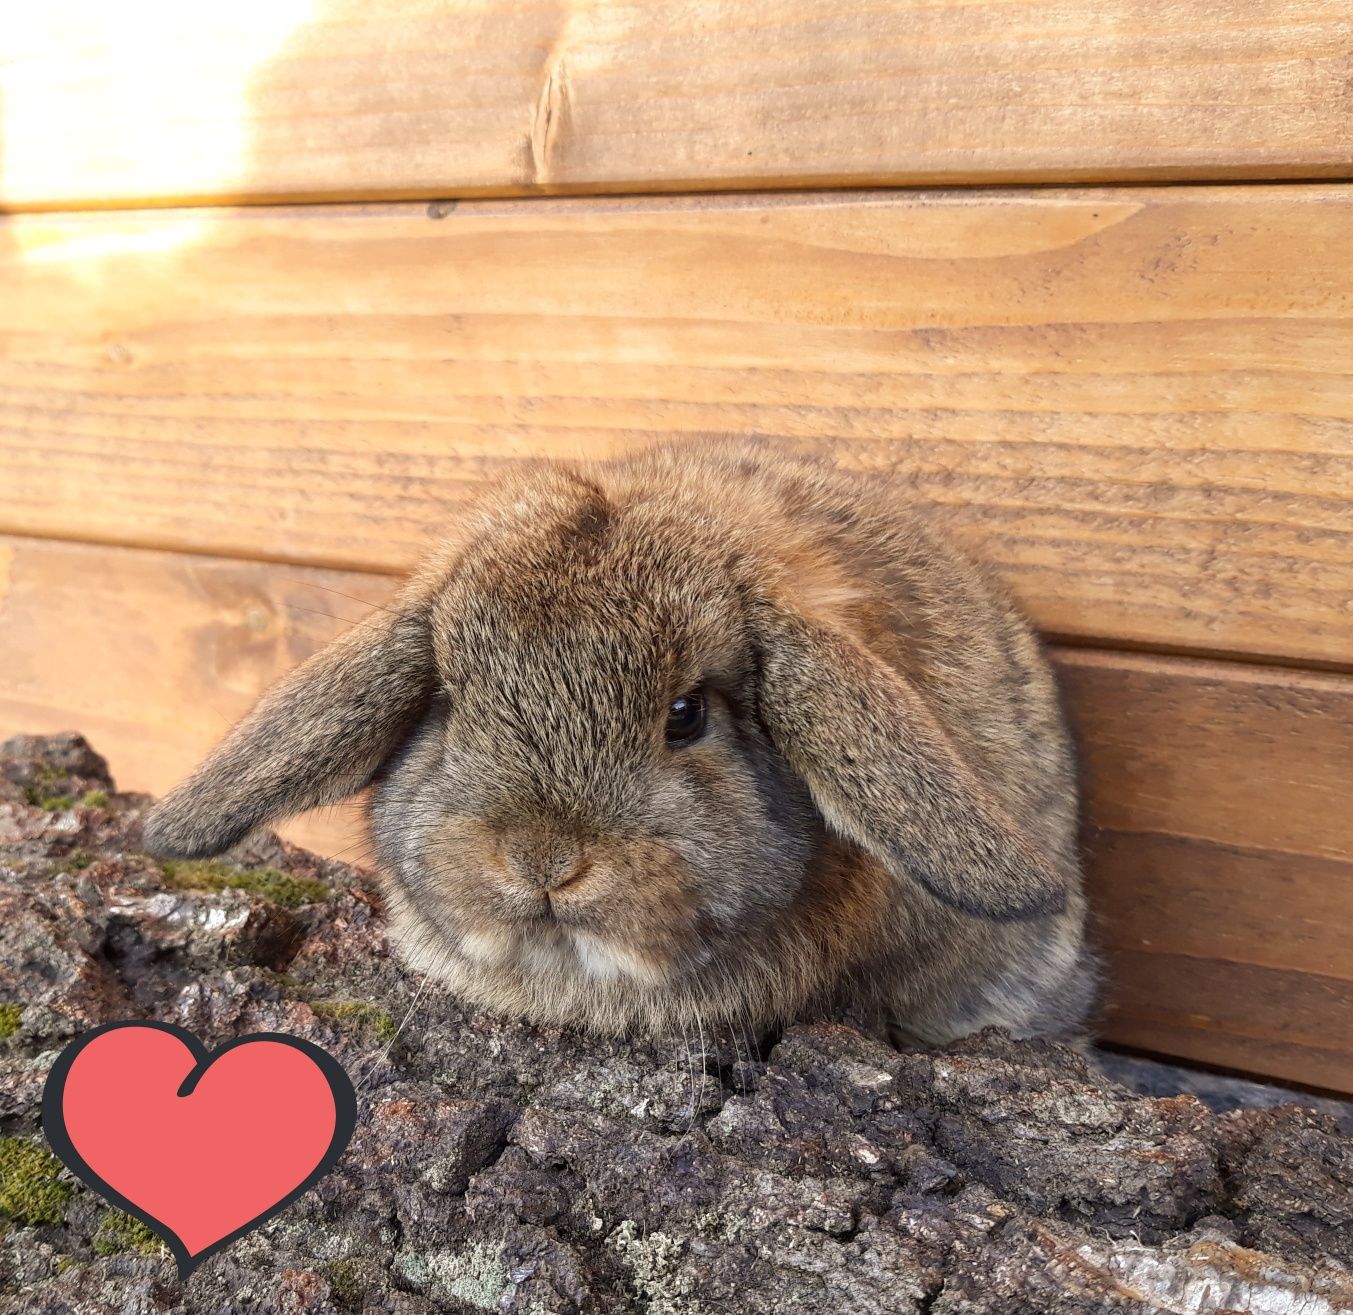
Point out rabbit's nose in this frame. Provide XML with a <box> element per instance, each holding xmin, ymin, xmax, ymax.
<box><xmin>499</xmin><ymin>831</ymin><xmax>590</xmax><ymax>893</ymax></box>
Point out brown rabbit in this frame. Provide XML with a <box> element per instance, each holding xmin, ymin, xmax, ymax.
<box><xmin>144</xmin><ymin>442</ymin><xmax>1097</xmax><ymax>1045</ymax></box>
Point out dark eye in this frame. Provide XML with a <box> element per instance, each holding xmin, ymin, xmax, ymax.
<box><xmin>665</xmin><ymin>689</ymin><xmax>707</xmax><ymax>746</ymax></box>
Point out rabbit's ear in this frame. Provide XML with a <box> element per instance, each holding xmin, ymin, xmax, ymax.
<box><xmin>142</xmin><ymin>607</ymin><xmax>435</xmax><ymax>859</ymax></box>
<box><xmin>753</xmin><ymin>604</ymin><xmax>1067</xmax><ymax>921</ymax></box>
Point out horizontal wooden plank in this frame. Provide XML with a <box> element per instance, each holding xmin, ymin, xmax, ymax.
<box><xmin>1102</xmin><ymin>953</ymin><xmax>1353</xmax><ymax>1095</ymax></box>
<box><xmin>1</xmin><ymin>534</ymin><xmax>1349</xmax><ymax>1089</ymax></box>
<box><xmin>1060</xmin><ymin>647</ymin><xmax>1353</xmax><ymax>1092</ymax></box>
<box><xmin>2</xmin><ymin>187</ymin><xmax>1351</xmax><ymax>665</ymax></box>
<box><xmin>3</xmin><ymin>1</ymin><xmax>1352</xmax><ymax>209</ymax></box>
<box><xmin>1060</xmin><ymin>648</ymin><xmax>1353</xmax><ymax>865</ymax></box>
<box><xmin>1086</xmin><ymin>832</ymin><xmax>1352</xmax><ymax>986</ymax></box>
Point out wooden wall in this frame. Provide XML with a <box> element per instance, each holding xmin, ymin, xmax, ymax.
<box><xmin>1</xmin><ymin>2</ymin><xmax>1350</xmax><ymax>1091</ymax></box>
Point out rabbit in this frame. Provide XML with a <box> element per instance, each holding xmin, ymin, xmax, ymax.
<box><xmin>143</xmin><ymin>440</ymin><xmax>1098</xmax><ymax>1047</ymax></box>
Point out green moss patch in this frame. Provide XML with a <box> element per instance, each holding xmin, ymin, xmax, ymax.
<box><xmin>0</xmin><ymin>1005</ymin><xmax>21</xmax><ymax>1040</ymax></box>
<box><xmin>311</xmin><ymin>999</ymin><xmax>397</xmax><ymax>1043</ymax></box>
<box><xmin>22</xmin><ymin>765</ymin><xmax>79</xmax><ymax>811</ymax></box>
<box><xmin>0</xmin><ymin>1137</ymin><xmax>71</xmax><ymax>1226</ymax></box>
<box><xmin>94</xmin><ymin>1209</ymin><xmax>162</xmax><ymax>1257</ymax></box>
<box><xmin>78</xmin><ymin>790</ymin><xmax>109</xmax><ymax>809</ymax></box>
<box><xmin>23</xmin><ymin>785</ymin><xmax>72</xmax><ymax>812</ymax></box>
<box><xmin>160</xmin><ymin>860</ymin><xmax>329</xmax><ymax>909</ymax></box>
<box><xmin>325</xmin><ymin>1256</ymin><xmax>382</xmax><ymax>1309</ymax></box>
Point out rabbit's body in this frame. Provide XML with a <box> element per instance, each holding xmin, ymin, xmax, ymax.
<box><xmin>146</xmin><ymin>443</ymin><xmax>1097</xmax><ymax>1045</ymax></box>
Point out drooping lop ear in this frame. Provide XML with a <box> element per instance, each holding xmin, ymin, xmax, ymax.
<box><xmin>142</xmin><ymin>606</ymin><xmax>436</xmax><ymax>859</ymax></box>
<box><xmin>752</xmin><ymin>604</ymin><xmax>1068</xmax><ymax>921</ymax></box>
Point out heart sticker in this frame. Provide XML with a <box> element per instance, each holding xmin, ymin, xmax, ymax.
<box><xmin>42</xmin><ymin>1021</ymin><xmax>357</xmax><ymax>1278</ymax></box>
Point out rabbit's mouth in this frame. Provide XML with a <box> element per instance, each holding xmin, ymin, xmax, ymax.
<box><xmin>385</xmin><ymin>823</ymin><xmax>712</xmax><ymax>999</ymax></box>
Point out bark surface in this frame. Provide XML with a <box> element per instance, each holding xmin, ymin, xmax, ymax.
<box><xmin>1</xmin><ymin>735</ymin><xmax>1350</xmax><ymax>1315</ymax></box>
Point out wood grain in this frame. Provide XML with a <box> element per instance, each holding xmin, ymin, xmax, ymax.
<box><xmin>0</xmin><ymin>535</ymin><xmax>390</xmax><ymax>859</ymax></box>
<box><xmin>2</xmin><ymin>187</ymin><xmax>1351</xmax><ymax>665</ymax></box>
<box><xmin>1060</xmin><ymin>647</ymin><xmax>1353</xmax><ymax>1091</ymax></box>
<box><xmin>1102</xmin><ymin>953</ymin><xmax>1353</xmax><ymax>1095</ymax></box>
<box><xmin>2</xmin><ymin>534</ymin><xmax>1349</xmax><ymax>1088</ymax></box>
<box><xmin>3</xmin><ymin>1</ymin><xmax>1352</xmax><ymax>209</ymax></box>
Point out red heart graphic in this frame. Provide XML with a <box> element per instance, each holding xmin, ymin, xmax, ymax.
<box><xmin>42</xmin><ymin>1022</ymin><xmax>356</xmax><ymax>1278</ymax></box>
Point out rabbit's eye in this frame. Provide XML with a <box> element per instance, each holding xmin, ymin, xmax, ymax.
<box><xmin>665</xmin><ymin>690</ymin><xmax>707</xmax><ymax>746</ymax></box>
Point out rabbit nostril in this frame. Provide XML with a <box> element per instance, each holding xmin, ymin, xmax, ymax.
<box><xmin>551</xmin><ymin>856</ymin><xmax>591</xmax><ymax>893</ymax></box>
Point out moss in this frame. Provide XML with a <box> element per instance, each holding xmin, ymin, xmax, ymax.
<box><xmin>311</xmin><ymin>999</ymin><xmax>397</xmax><ymax>1043</ymax></box>
<box><xmin>160</xmin><ymin>860</ymin><xmax>329</xmax><ymax>909</ymax></box>
<box><xmin>78</xmin><ymin>790</ymin><xmax>109</xmax><ymax>809</ymax></box>
<box><xmin>93</xmin><ymin>1209</ymin><xmax>162</xmax><ymax>1256</ymax></box>
<box><xmin>21</xmin><ymin>766</ymin><xmax>78</xmax><ymax>811</ymax></box>
<box><xmin>325</xmin><ymin>1256</ymin><xmax>379</xmax><ymax>1310</ymax></box>
<box><xmin>67</xmin><ymin>850</ymin><xmax>95</xmax><ymax>871</ymax></box>
<box><xmin>0</xmin><ymin>1005</ymin><xmax>21</xmax><ymax>1040</ymax></box>
<box><xmin>0</xmin><ymin>1137</ymin><xmax>71</xmax><ymax>1226</ymax></box>
<box><xmin>23</xmin><ymin>785</ymin><xmax>72</xmax><ymax>812</ymax></box>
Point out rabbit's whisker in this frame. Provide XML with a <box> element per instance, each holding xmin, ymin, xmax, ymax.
<box><xmin>286</xmin><ymin>580</ymin><xmax>396</xmax><ymax>615</ymax></box>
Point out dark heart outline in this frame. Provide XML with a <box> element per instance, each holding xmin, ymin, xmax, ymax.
<box><xmin>41</xmin><ymin>1020</ymin><xmax>357</xmax><ymax>1280</ymax></box>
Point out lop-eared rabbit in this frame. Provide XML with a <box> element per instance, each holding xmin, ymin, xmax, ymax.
<box><xmin>146</xmin><ymin>444</ymin><xmax>1097</xmax><ymax>1045</ymax></box>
